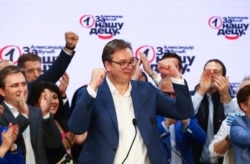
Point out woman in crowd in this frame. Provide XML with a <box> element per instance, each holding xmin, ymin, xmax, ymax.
<box><xmin>30</xmin><ymin>81</ymin><xmax>86</xmax><ymax>163</ymax></box>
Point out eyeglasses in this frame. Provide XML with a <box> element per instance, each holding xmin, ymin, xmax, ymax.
<box><xmin>109</xmin><ymin>57</ymin><xmax>138</xmax><ymax>69</ymax></box>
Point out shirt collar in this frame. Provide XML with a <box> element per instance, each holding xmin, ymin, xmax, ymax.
<box><xmin>106</xmin><ymin>76</ymin><xmax>132</xmax><ymax>96</ymax></box>
<box><xmin>4</xmin><ymin>101</ymin><xmax>20</xmax><ymax>117</ymax></box>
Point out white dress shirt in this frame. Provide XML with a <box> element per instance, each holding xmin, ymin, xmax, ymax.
<box><xmin>192</xmin><ymin>92</ymin><xmax>240</xmax><ymax>163</ymax></box>
<box><xmin>87</xmin><ymin>77</ymin><xmax>150</xmax><ymax>164</ymax></box>
<box><xmin>106</xmin><ymin>78</ymin><xmax>150</xmax><ymax>164</ymax></box>
<box><xmin>209</xmin><ymin>117</ymin><xmax>231</xmax><ymax>164</ymax></box>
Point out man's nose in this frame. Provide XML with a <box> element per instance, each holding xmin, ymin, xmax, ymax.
<box><xmin>34</xmin><ymin>70</ymin><xmax>40</xmax><ymax>77</ymax></box>
<box><xmin>17</xmin><ymin>84</ymin><xmax>25</xmax><ymax>91</ymax></box>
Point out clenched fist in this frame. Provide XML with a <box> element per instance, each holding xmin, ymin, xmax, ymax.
<box><xmin>89</xmin><ymin>68</ymin><xmax>107</xmax><ymax>91</ymax></box>
<box><xmin>64</xmin><ymin>31</ymin><xmax>79</xmax><ymax>53</ymax></box>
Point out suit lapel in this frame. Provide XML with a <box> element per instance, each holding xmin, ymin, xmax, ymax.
<box><xmin>28</xmin><ymin>107</ymin><xmax>36</xmax><ymax>148</ymax></box>
<box><xmin>130</xmin><ymin>81</ymin><xmax>141</xmax><ymax>119</ymax></box>
<box><xmin>98</xmin><ymin>80</ymin><xmax>145</xmax><ymax>130</ymax></box>
<box><xmin>99</xmin><ymin>79</ymin><xmax>118</xmax><ymax>130</ymax></box>
<box><xmin>1</xmin><ymin>103</ymin><xmax>28</xmax><ymax>156</ymax></box>
<box><xmin>2</xmin><ymin>103</ymin><xmax>18</xmax><ymax>124</ymax></box>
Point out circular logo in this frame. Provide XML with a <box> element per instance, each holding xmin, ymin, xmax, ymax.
<box><xmin>208</xmin><ymin>16</ymin><xmax>222</xmax><ymax>29</ymax></box>
<box><xmin>0</xmin><ymin>45</ymin><xmax>22</xmax><ymax>64</ymax></box>
<box><xmin>80</xmin><ymin>15</ymin><xmax>95</xmax><ymax>28</ymax></box>
<box><xmin>135</xmin><ymin>45</ymin><xmax>156</xmax><ymax>63</ymax></box>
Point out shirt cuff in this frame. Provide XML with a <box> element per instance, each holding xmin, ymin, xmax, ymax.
<box><xmin>170</xmin><ymin>77</ymin><xmax>185</xmax><ymax>85</ymax></box>
<box><xmin>62</xmin><ymin>98</ymin><xmax>68</xmax><ymax>105</ymax></box>
<box><xmin>193</xmin><ymin>92</ymin><xmax>204</xmax><ymax>101</ymax></box>
<box><xmin>87</xmin><ymin>85</ymin><xmax>97</xmax><ymax>98</ymax></box>
<box><xmin>62</xmin><ymin>48</ymin><xmax>73</xmax><ymax>56</ymax></box>
<box><xmin>43</xmin><ymin>112</ymin><xmax>50</xmax><ymax>119</ymax></box>
<box><xmin>152</xmin><ymin>75</ymin><xmax>162</xmax><ymax>86</ymax></box>
<box><xmin>21</xmin><ymin>113</ymin><xmax>29</xmax><ymax>118</ymax></box>
<box><xmin>8</xmin><ymin>144</ymin><xmax>17</xmax><ymax>153</ymax></box>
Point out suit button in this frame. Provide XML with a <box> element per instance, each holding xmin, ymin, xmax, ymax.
<box><xmin>112</xmin><ymin>148</ymin><xmax>117</xmax><ymax>152</ymax></box>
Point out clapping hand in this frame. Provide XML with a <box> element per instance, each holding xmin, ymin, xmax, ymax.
<box><xmin>214</xmin><ymin>76</ymin><xmax>231</xmax><ymax>103</ymax></box>
<box><xmin>0</xmin><ymin>105</ymin><xmax>3</xmax><ymax>116</ymax></box>
<box><xmin>131</xmin><ymin>59</ymin><xmax>143</xmax><ymax>80</ymax></box>
<box><xmin>16</xmin><ymin>93</ymin><xmax>29</xmax><ymax>116</ymax></box>
<box><xmin>39</xmin><ymin>89</ymin><xmax>52</xmax><ymax>116</ymax></box>
<box><xmin>0</xmin><ymin>123</ymin><xmax>19</xmax><ymax>153</ymax></box>
<box><xmin>139</xmin><ymin>52</ymin><xmax>153</xmax><ymax>75</ymax></box>
<box><xmin>197</xmin><ymin>69</ymin><xmax>212</xmax><ymax>95</ymax></box>
<box><xmin>59</xmin><ymin>72</ymin><xmax>69</xmax><ymax>98</ymax></box>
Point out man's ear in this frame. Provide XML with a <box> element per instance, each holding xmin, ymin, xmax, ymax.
<box><xmin>240</xmin><ymin>102</ymin><xmax>247</xmax><ymax>113</ymax></box>
<box><xmin>104</xmin><ymin>61</ymin><xmax>111</xmax><ymax>72</ymax></box>
<box><xmin>0</xmin><ymin>88</ymin><xmax>5</xmax><ymax>97</ymax></box>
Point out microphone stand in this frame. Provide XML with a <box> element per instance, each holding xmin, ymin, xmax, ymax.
<box><xmin>150</xmin><ymin>118</ymin><xmax>188</xmax><ymax>164</ymax></box>
<box><xmin>121</xmin><ymin>118</ymin><xmax>137</xmax><ymax>164</ymax></box>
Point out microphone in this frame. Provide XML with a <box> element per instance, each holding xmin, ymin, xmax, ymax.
<box><xmin>121</xmin><ymin>118</ymin><xmax>137</xmax><ymax>164</ymax></box>
<box><xmin>150</xmin><ymin>117</ymin><xmax>188</xmax><ymax>164</ymax></box>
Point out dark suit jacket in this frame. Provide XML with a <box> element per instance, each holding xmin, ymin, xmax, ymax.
<box><xmin>27</xmin><ymin>49</ymin><xmax>75</xmax><ymax>104</ymax></box>
<box><xmin>0</xmin><ymin>50</ymin><xmax>74</xmax><ymax>105</ymax></box>
<box><xmin>0</xmin><ymin>103</ymin><xmax>62</xmax><ymax>164</ymax></box>
<box><xmin>68</xmin><ymin>79</ymin><xmax>194</xmax><ymax>164</ymax></box>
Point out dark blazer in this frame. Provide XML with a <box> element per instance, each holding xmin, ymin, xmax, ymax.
<box><xmin>31</xmin><ymin>49</ymin><xmax>74</xmax><ymax>84</ymax></box>
<box><xmin>68</xmin><ymin>79</ymin><xmax>194</xmax><ymax>164</ymax></box>
<box><xmin>0</xmin><ymin>103</ymin><xmax>62</xmax><ymax>164</ymax></box>
<box><xmin>27</xmin><ymin>49</ymin><xmax>75</xmax><ymax>104</ymax></box>
<box><xmin>0</xmin><ymin>49</ymin><xmax>75</xmax><ymax>105</ymax></box>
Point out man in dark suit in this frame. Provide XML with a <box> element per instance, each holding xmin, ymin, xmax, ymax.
<box><xmin>17</xmin><ymin>31</ymin><xmax>78</xmax><ymax>83</ymax></box>
<box><xmin>17</xmin><ymin>31</ymin><xmax>78</xmax><ymax>104</ymax></box>
<box><xmin>16</xmin><ymin>31</ymin><xmax>78</xmax><ymax>124</ymax></box>
<box><xmin>0</xmin><ymin>65</ymin><xmax>61</xmax><ymax>164</ymax></box>
<box><xmin>68</xmin><ymin>39</ymin><xmax>195</xmax><ymax>164</ymax></box>
<box><xmin>0</xmin><ymin>32</ymin><xmax>78</xmax><ymax>106</ymax></box>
